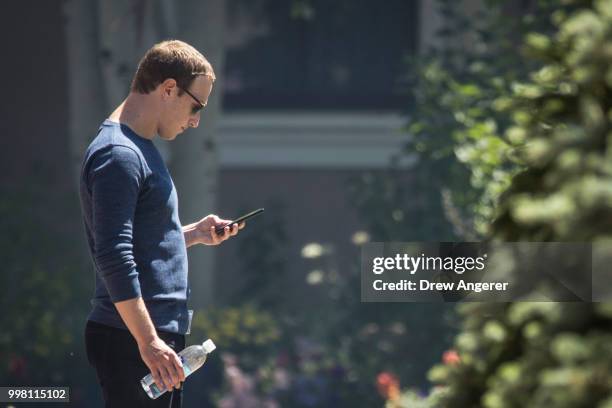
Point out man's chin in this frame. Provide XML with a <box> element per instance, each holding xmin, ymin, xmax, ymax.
<box><xmin>159</xmin><ymin>132</ymin><xmax>178</xmax><ymax>141</ymax></box>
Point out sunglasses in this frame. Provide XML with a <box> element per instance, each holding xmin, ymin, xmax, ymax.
<box><xmin>181</xmin><ymin>87</ymin><xmax>207</xmax><ymax>115</ymax></box>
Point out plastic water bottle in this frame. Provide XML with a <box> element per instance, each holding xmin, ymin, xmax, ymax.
<box><xmin>141</xmin><ymin>339</ymin><xmax>216</xmax><ymax>399</ymax></box>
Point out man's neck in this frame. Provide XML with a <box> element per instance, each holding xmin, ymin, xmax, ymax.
<box><xmin>109</xmin><ymin>92</ymin><xmax>159</xmax><ymax>140</ymax></box>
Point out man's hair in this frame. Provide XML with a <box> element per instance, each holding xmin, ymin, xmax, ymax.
<box><xmin>130</xmin><ymin>40</ymin><xmax>215</xmax><ymax>94</ymax></box>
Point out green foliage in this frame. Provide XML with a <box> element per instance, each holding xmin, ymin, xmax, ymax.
<box><xmin>348</xmin><ymin>166</ymin><xmax>457</xmax><ymax>241</ymax></box>
<box><xmin>403</xmin><ymin>0</ymin><xmax>572</xmax><ymax>237</ymax></box>
<box><xmin>231</xmin><ymin>200</ymin><xmax>291</xmax><ymax>309</ymax></box>
<box><xmin>351</xmin><ymin>0</ymin><xmax>570</xmax><ymax>240</ymax></box>
<box><xmin>0</xmin><ymin>185</ymin><xmax>90</xmax><ymax>389</ymax></box>
<box><xmin>190</xmin><ymin>304</ymin><xmax>281</xmax><ymax>371</ymax></box>
<box><xmin>216</xmin><ymin>199</ymin><xmax>455</xmax><ymax>406</ymax></box>
<box><xmin>387</xmin><ymin>387</ymin><xmax>450</xmax><ymax>408</ymax></box>
<box><xmin>493</xmin><ymin>0</ymin><xmax>612</xmax><ymax>241</ymax></box>
<box><xmin>420</xmin><ymin>303</ymin><xmax>612</xmax><ymax>408</ymax></box>
<box><xmin>385</xmin><ymin>0</ymin><xmax>612</xmax><ymax>407</ymax></box>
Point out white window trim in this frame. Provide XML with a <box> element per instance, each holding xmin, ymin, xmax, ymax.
<box><xmin>216</xmin><ymin>111</ymin><xmax>414</xmax><ymax>168</ymax></box>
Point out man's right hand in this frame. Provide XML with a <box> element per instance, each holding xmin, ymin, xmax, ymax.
<box><xmin>113</xmin><ymin>297</ymin><xmax>185</xmax><ymax>392</ymax></box>
<box><xmin>138</xmin><ymin>336</ymin><xmax>185</xmax><ymax>392</ymax></box>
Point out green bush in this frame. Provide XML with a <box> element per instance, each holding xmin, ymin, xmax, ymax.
<box><xmin>388</xmin><ymin>0</ymin><xmax>612</xmax><ymax>406</ymax></box>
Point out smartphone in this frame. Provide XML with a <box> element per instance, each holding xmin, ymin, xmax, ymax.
<box><xmin>215</xmin><ymin>208</ymin><xmax>264</xmax><ymax>235</ymax></box>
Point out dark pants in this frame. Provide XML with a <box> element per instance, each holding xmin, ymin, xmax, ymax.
<box><xmin>85</xmin><ymin>320</ymin><xmax>185</xmax><ymax>408</ymax></box>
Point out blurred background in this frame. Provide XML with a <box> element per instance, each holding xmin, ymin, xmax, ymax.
<box><xmin>1</xmin><ymin>0</ymin><xmax>611</xmax><ymax>407</ymax></box>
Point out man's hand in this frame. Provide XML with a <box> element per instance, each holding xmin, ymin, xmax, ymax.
<box><xmin>183</xmin><ymin>214</ymin><xmax>245</xmax><ymax>247</ymax></box>
<box><xmin>114</xmin><ymin>297</ymin><xmax>183</xmax><ymax>391</ymax></box>
<box><xmin>138</xmin><ymin>336</ymin><xmax>185</xmax><ymax>392</ymax></box>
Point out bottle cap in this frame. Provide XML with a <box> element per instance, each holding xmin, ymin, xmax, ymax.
<box><xmin>202</xmin><ymin>339</ymin><xmax>216</xmax><ymax>353</ymax></box>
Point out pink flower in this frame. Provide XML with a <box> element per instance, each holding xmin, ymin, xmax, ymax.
<box><xmin>376</xmin><ymin>371</ymin><xmax>400</xmax><ymax>401</ymax></box>
<box><xmin>442</xmin><ymin>350</ymin><xmax>461</xmax><ymax>366</ymax></box>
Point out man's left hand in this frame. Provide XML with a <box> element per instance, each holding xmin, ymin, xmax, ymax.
<box><xmin>192</xmin><ymin>214</ymin><xmax>245</xmax><ymax>246</ymax></box>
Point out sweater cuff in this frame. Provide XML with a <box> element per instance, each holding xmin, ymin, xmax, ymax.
<box><xmin>104</xmin><ymin>269</ymin><xmax>142</xmax><ymax>303</ymax></box>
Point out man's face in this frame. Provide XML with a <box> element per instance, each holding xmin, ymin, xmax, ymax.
<box><xmin>158</xmin><ymin>75</ymin><xmax>214</xmax><ymax>140</ymax></box>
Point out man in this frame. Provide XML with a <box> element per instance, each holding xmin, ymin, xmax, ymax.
<box><xmin>80</xmin><ymin>40</ymin><xmax>242</xmax><ymax>407</ymax></box>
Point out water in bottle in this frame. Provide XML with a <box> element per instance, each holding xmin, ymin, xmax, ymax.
<box><xmin>141</xmin><ymin>339</ymin><xmax>216</xmax><ymax>399</ymax></box>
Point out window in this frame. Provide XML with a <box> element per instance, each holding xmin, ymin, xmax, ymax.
<box><xmin>224</xmin><ymin>0</ymin><xmax>419</xmax><ymax>110</ymax></box>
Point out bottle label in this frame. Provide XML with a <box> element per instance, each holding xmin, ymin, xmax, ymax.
<box><xmin>149</xmin><ymin>382</ymin><xmax>162</xmax><ymax>398</ymax></box>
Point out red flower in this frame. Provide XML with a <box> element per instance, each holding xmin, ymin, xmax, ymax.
<box><xmin>8</xmin><ymin>354</ymin><xmax>27</xmax><ymax>378</ymax></box>
<box><xmin>376</xmin><ymin>371</ymin><xmax>400</xmax><ymax>401</ymax></box>
<box><xmin>442</xmin><ymin>350</ymin><xmax>461</xmax><ymax>366</ymax></box>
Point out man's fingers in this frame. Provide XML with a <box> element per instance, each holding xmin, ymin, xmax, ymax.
<box><xmin>155</xmin><ymin>366</ymin><xmax>171</xmax><ymax>392</ymax></box>
<box><xmin>210</xmin><ymin>226</ymin><xmax>220</xmax><ymax>241</ymax></box>
<box><xmin>152</xmin><ymin>369</ymin><xmax>164</xmax><ymax>392</ymax></box>
<box><xmin>141</xmin><ymin>341</ymin><xmax>183</xmax><ymax>391</ymax></box>
<box><xmin>209</xmin><ymin>222</ymin><xmax>243</xmax><ymax>243</ymax></box>
<box><xmin>158</xmin><ymin>366</ymin><xmax>170</xmax><ymax>391</ymax></box>
<box><xmin>210</xmin><ymin>225</ymin><xmax>223</xmax><ymax>243</ymax></box>
<box><xmin>168</xmin><ymin>361</ymin><xmax>182</xmax><ymax>388</ymax></box>
<box><xmin>216</xmin><ymin>225</ymin><xmax>231</xmax><ymax>238</ymax></box>
<box><xmin>173</xmin><ymin>354</ymin><xmax>186</xmax><ymax>382</ymax></box>
<box><xmin>160</xmin><ymin>364</ymin><xmax>177</xmax><ymax>390</ymax></box>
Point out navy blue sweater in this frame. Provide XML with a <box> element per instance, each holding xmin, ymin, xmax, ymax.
<box><xmin>79</xmin><ymin>120</ymin><xmax>191</xmax><ymax>334</ymax></box>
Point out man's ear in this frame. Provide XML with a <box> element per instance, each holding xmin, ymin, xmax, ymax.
<box><xmin>160</xmin><ymin>78</ymin><xmax>177</xmax><ymax>97</ymax></box>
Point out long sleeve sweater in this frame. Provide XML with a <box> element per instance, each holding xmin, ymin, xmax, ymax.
<box><xmin>79</xmin><ymin>120</ymin><xmax>191</xmax><ymax>334</ymax></box>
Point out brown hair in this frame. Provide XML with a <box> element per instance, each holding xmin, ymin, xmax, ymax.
<box><xmin>130</xmin><ymin>40</ymin><xmax>215</xmax><ymax>94</ymax></box>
